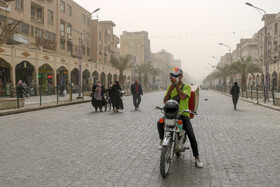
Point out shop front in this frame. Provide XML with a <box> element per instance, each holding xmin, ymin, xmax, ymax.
<box><xmin>0</xmin><ymin>59</ymin><xmax>12</xmax><ymax>97</ymax></box>
<box><xmin>15</xmin><ymin>61</ymin><xmax>36</xmax><ymax>94</ymax></box>
<box><xmin>38</xmin><ymin>64</ymin><xmax>54</xmax><ymax>94</ymax></box>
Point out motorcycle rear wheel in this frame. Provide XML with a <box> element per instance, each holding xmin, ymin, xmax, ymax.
<box><xmin>160</xmin><ymin>142</ymin><xmax>172</xmax><ymax>178</ymax></box>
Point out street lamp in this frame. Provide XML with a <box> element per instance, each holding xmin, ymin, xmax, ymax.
<box><xmin>245</xmin><ymin>2</ymin><xmax>269</xmax><ymax>102</ymax></box>
<box><xmin>77</xmin><ymin>8</ymin><xmax>101</xmax><ymax>98</ymax></box>
<box><xmin>219</xmin><ymin>43</ymin><xmax>231</xmax><ymax>53</ymax></box>
<box><xmin>91</xmin><ymin>8</ymin><xmax>100</xmax><ymax>20</ymax></box>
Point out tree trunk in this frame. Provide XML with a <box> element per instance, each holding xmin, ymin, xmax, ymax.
<box><xmin>119</xmin><ymin>71</ymin><xmax>124</xmax><ymax>87</ymax></box>
<box><xmin>241</xmin><ymin>74</ymin><xmax>246</xmax><ymax>92</ymax></box>
<box><xmin>144</xmin><ymin>73</ymin><xmax>148</xmax><ymax>89</ymax></box>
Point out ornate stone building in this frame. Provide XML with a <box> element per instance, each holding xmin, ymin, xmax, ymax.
<box><xmin>0</xmin><ymin>0</ymin><xmax>131</xmax><ymax>96</ymax></box>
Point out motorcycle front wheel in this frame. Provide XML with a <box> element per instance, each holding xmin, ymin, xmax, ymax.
<box><xmin>160</xmin><ymin>141</ymin><xmax>172</xmax><ymax>178</ymax></box>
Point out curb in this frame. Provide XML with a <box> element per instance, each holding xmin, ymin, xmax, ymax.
<box><xmin>0</xmin><ymin>90</ymin><xmax>162</xmax><ymax>117</ymax></box>
<box><xmin>216</xmin><ymin>91</ymin><xmax>280</xmax><ymax>112</ymax></box>
<box><xmin>0</xmin><ymin>100</ymin><xmax>91</xmax><ymax>117</ymax></box>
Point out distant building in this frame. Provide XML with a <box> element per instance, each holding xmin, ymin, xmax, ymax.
<box><xmin>120</xmin><ymin>31</ymin><xmax>151</xmax><ymax>64</ymax></box>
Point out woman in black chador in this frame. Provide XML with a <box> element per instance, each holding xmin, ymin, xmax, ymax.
<box><xmin>110</xmin><ymin>80</ymin><xmax>123</xmax><ymax>112</ymax></box>
<box><xmin>230</xmin><ymin>82</ymin><xmax>240</xmax><ymax>110</ymax></box>
<box><xmin>91</xmin><ymin>80</ymin><xmax>106</xmax><ymax>112</ymax></box>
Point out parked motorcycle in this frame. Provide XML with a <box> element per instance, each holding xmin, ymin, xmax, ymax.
<box><xmin>156</xmin><ymin>100</ymin><xmax>197</xmax><ymax>178</ymax></box>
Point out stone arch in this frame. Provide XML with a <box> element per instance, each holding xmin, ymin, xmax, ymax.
<box><xmin>83</xmin><ymin>69</ymin><xmax>90</xmax><ymax>91</ymax></box>
<box><xmin>71</xmin><ymin>68</ymin><xmax>79</xmax><ymax>86</ymax></box>
<box><xmin>56</xmin><ymin>66</ymin><xmax>69</xmax><ymax>87</ymax></box>
<box><xmin>261</xmin><ymin>73</ymin><xmax>264</xmax><ymax>89</ymax></box>
<box><xmin>113</xmin><ymin>73</ymin><xmax>118</xmax><ymax>81</ymax></box>
<box><xmin>100</xmin><ymin>72</ymin><xmax>106</xmax><ymax>86</ymax></box>
<box><xmin>272</xmin><ymin>71</ymin><xmax>277</xmax><ymax>91</ymax></box>
<box><xmin>15</xmin><ymin>61</ymin><xmax>36</xmax><ymax>88</ymax></box>
<box><xmin>92</xmin><ymin>71</ymin><xmax>99</xmax><ymax>84</ymax></box>
<box><xmin>107</xmin><ymin>73</ymin><xmax>112</xmax><ymax>87</ymax></box>
<box><xmin>0</xmin><ymin>58</ymin><xmax>12</xmax><ymax>96</ymax></box>
<box><xmin>38</xmin><ymin>63</ymin><xmax>54</xmax><ymax>94</ymax></box>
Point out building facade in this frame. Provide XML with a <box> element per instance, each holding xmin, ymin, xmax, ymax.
<box><xmin>0</xmin><ymin>0</ymin><xmax>131</xmax><ymax>96</ymax></box>
<box><xmin>120</xmin><ymin>31</ymin><xmax>151</xmax><ymax>64</ymax></box>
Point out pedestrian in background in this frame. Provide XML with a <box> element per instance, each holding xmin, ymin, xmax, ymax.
<box><xmin>91</xmin><ymin>80</ymin><xmax>106</xmax><ymax>112</ymax></box>
<box><xmin>230</xmin><ymin>82</ymin><xmax>240</xmax><ymax>110</ymax></box>
<box><xmin>130</xmin><ymin>79</ymin><xmax>143</xmax><ymax>110</ymax></box>
<box><xmin>16</xmin><ymin>80</ymin><xmax>24</xmax><ymax>98</ymax></box>
<box><xmin>110</xmin><ymin>80</ymin><xmax>123</xmax><ymax>112</ymax></box>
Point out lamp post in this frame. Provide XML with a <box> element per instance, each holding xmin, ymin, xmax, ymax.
<box><xmin>219</xmin><ymin>42</ymin><xmax>233</xmax><ymax>88</ymax></box>
<box><xmin>77</xmin><ymin>8</ymin><xmax>100</xmax><ymax>99</ymax></box>
<box><xmin>91</xmin><ymin>8</ymin><xmax>100</xmax><ymax>20</ymax></box>
<box><xmin>219</xmin><ymin>43</ymin><xmax>231</xmax><ymax>53</ymax></box>
<box><xmin>245</xmin><ymin>2</ymin><xmax>269</xmax><ymax>103</ymax></box>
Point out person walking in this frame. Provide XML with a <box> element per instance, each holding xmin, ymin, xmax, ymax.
<box><xmin>91</xmin><ymin>80</ymin><xmax>106</xmax><ymax>112</ymax></box>
<box><xmin>110</xmin><ymin>80</ymin><xmax>123</xmax><ymax>112</ymax></box>
<box><xmin>130</xmin><ymin>79</ymin><xmax>143</xmax><ymax>110</ymax></box>
<box><xmin>16</xmin><ymin>80</ymin><xmax>24</xmax><ymax>98</ymax></box>
<box><xmin>230</xmin><ymin>82</ymin><xmax>240</xmax><ymax>110</ymax></box>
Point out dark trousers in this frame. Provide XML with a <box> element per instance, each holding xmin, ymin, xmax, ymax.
<box><xmin>133</xmin><ymin>94</ymin><xmax>141</xmax><ymax>108</ymax></box>
<box><xmin>232</xmin><ymin>96</ymin><xmax>238</xmax><ymax>109</ymax></box>
<box><xmin>157</xmin><ymin>116</ymin><xmax>199</xmax><ymax>157</ymax></box>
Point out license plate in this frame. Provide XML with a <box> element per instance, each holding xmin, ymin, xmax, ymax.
<box><xmin>165</xmin><ymin>119</ymin><xmax>175</xmax><ymax>126</ymax></box>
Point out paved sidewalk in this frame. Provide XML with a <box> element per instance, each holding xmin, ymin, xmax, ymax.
<box><xmin>0</xmin><ymin>90</ymin><xmax>160</xmax><ymax>116</ymax></box>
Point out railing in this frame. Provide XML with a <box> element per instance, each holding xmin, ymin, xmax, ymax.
<box><xmin>213</xmin><ymin>84</ymin><xmax>280</xmax><ymax>106</ymax></box>
<box><xmin>0</xmin><ymin>83</ymin><xmax>93</xmax><ymax>109</ymax></box>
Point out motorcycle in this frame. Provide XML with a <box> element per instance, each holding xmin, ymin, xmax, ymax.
<box><xmin>156</xmin><ymin>100</ymin><xmax>197</xmax><ymax>178</ymax></box>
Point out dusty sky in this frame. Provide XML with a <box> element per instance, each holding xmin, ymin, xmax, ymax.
<box><xmin>75</xmin><ymin>0</ymin><xmax>280</xmax><ymax>82</ymax></box>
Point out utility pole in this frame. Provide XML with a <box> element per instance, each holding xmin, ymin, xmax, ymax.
<box><xmin>245</xmin><ymin>2</ymin><xmax>269</xmax><ymax>102</ymax></box>
<box><xmin>78</xmin><ymin>33</ymin><xmax>82</xmax><ymax>98</ymax></box>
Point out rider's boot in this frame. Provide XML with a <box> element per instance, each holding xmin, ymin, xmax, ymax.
<box><xmin>158</xmin><ymin>139</ymin><xmax>163</xmax><ymax>150</ymax></box>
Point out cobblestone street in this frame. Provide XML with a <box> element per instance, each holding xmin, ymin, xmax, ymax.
<box><xmin>0</xmin><ymin>90</ymin><xmax>280</xmax><ymax>186</ymax></box>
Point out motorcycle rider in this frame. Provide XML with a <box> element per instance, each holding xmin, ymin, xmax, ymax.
<box><xmin>157</xmin><ymin>67</ymin><xmax>203</xmax><ymax>168</ymax></box>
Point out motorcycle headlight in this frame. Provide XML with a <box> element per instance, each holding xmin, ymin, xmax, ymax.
<box><xmin>165</xmin><ymin>119</ymin><xmax>175</xmax><ymax>126</ymax></box>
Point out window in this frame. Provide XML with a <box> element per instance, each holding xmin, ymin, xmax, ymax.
<box><xmin>31</xmin><ymin>6</ymin><xmax>35</xmax><ymax>20</ymax></box>
<box><xmin>45</xmin><ymin>31</ymin><xmax>56</xmax><ymax>42</ymax></box>
<box><xmin>31</xmin><ymin>26</ymin><xmax>34</xmax><ymax>36</ymax></box>
<box><xmin>36</xmin><ymin>28</ymin><xmax>44</xmax><ymax>38</ymax></box>
<box><xmin>31</xmin><ymin>5</ymin><xmax>44</xmax><ymax>23</ymax></box>
<box><xmin>67</xmin><ymin>41</ymin><xmax>72</xmax><ymax>51</ymax></box>
<box><xmin>60</xmin><ymin>1</ymin><xmax>65</xmax><ymax>12</ymax></box>
<box><xmin>60</xmin><ymin>20</ymin><xmax>65</xmax><ymax>36</ymax></box>
<box><xmin>48</xmin><ymin>10</ymin><xmax>53</xmax><ymax>24</ymax></box>
<box><xmin>67</xmin><ymin>5</ymin><xmax>71</xmax><ymax>16</ymax></box>
<box><xmin>9</xmin><ymin>18</ymin><xmax>29</xmax><ymax>34</ymax></box>
<box><xmin>60</xmin><ymin>38</ymin><xmax>65</xmax><ymax>49</ymax></box>
<box><xmin>87</xmin><ymin>48</ymin><xmax>90</xmax><ymax>56</ymax></box>
<box><xmin>37</xmin><ymin>8</ymin><xmax>43</xmax><ymax>22</ymax></box>
<box><xmin>67</xmin><ymin>23</ymin><xmax>72</xmax><ymax>34</ymax></box>
<box><xmin>274</xmin><ymin>23</ymin><xmax>278</xmax><ymax>35</ymax></box>
<box><xmin>87</xmin><ymin>17</ymin><xmax>90</xmax><ymax>26</ymax></box>
<box><xmin>99</xmin><ymin>31</ymin><xmax>102</xmax><ymax>40</ymax></box>
<box><xmin>16</xmin><ymin>0</ymin><xmax>23</xmax><ymax>10</ymax></box>
<box><xmin>21</xmin><ymin>22</ymin><xmax>29</xmax><ymax>34</ymax></box>
<box><xmin>82</xmin><ymin>30</ymin><xmax>85</xmax><ymax>40</ymax></box>
<box><xmin>82</xmin><ymin>14</ymin><xmax>85</xmax><ymax>25</ymax></box>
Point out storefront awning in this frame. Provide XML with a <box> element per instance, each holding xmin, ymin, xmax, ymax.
<box><xmin>6</xmin><ymin>33</ymin><xmax>29</xmax><ymax>45</ymax></box>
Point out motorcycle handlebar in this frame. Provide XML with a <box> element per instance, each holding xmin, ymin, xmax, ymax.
<box><xmin>155</xmin><ymin>107</ymin><xmax>197</xmax><ymax>115</ymax></box>
<box><xmin>155</xmin><ymin>106</ymin><xmax>164</xmax><ymax>110</ymax></box>
<box><xmin>180</xmin><ymin>109</ymin><xmax>197</xmax><ymax>115</ymax></box>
